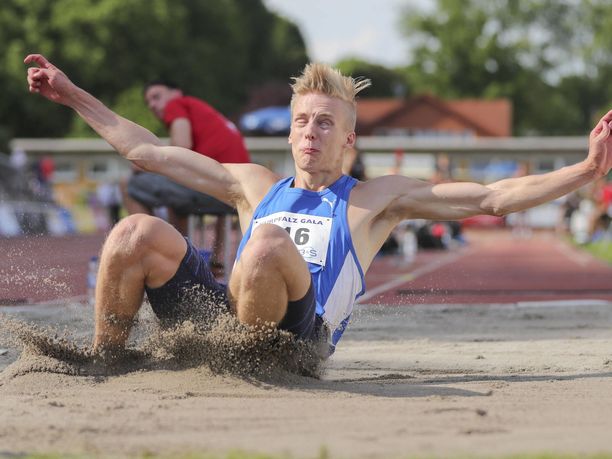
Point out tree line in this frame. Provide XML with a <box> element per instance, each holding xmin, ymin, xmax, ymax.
<box><xmin>339</xmin><ymin>0</ymin><xmax>612</xmax><ymax>136</ymax></box>
<box><xmin>0</xmin><ymin>0</ymin><xmax>308</xmax><ymax>147</ymax></box>
<box><xmin>1</xmin><ymin>0</ymin><xmax>611</xmax><ymax>150</ymax></box>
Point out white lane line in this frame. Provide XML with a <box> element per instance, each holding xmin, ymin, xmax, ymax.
<box><xmin>516</xmin><ymin>299</ymin><xmax>612</xmax><ymax>308</ymax></box>
<box><xmin>553</xmin><ymin>238</ymin><xmax>593</xmax><ymax>267</ymax></box>
<box><xmin>31</xmin><ymin>295</ymin><xmax>87</xmax><ymax>307</ymax></box>
<box><xmin>358</xmin><ymin>249</ymin><xmax>468</xmax><ymax>304</ymax></box>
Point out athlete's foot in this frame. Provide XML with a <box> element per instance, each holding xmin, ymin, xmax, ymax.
<box><xmin>91</xmin><ymin>342</ymin><xmax>128</xmax><ymax>365</ymax></box>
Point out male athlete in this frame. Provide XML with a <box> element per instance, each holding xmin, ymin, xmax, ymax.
<box><xmin>25</xmin><ymin>54</ymin><xmax>612</xmax><ymax>356</ymax></box>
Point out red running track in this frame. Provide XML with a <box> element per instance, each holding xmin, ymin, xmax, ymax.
<box><xmin>362</xmin><ymin>229</ymin><xmax>612</xmax><ymax>305</ymax></box>
<box><xmin>0</xmin><ymin>233</ymin><xmax>106</xmax><ymax>304</ymax></box>
<box><xmin>1</xmin><ymin>229</ymin><xmax>610</xmax><ymax>306</ymax></box>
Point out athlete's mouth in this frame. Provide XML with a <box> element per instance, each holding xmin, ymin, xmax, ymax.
<box><xmin>302</xmin><ymin>147</ymin><xmax>320</xmax><ymax>154</ymax></box>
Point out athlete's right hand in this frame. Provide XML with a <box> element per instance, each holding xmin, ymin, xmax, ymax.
<box><xmin>24</xmin><ymin>54</ymin><xmax>76</xmax><ymax>105</ymax></box>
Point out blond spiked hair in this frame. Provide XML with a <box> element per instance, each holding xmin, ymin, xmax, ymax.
<box><xmin>290</xmin><ymin>63</ymin><xmax>371</xmax><ymax>129</ymax></box>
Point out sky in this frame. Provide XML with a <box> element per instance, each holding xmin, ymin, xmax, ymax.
<box><xmin>262</xmin><ymin>0</ymin><xmax>433</xmax><ymax>68</ymax></box>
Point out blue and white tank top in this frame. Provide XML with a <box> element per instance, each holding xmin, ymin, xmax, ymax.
<box><xmin>236</xmin><ymin>175</ymin><xmax>366</xmax><ymax>348</ymax></box>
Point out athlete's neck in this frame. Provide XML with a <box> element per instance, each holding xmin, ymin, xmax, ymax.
<box><xmin>293</xmin><ymin>170</ymin><xmax>343</xmax><ymax>191</ymax></box>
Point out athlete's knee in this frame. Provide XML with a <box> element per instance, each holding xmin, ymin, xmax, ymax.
<box><xmin>243</xmin><ymin>223</ymin><xmax>295</xmax><ymax>265</ymax></box>
<box><xmin>103</xmin><ymin>214</ymin><xmax>169</xmax><ymax>260</ymax></box>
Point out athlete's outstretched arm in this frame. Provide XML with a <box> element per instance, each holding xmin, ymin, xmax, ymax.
<box><xmin>24</xmin><ymin>54</ymin><xmax>276</xmax><ymax>207</ymax></box>
<box><xmin>376</xmin><ymin>110</ymin><xmax>612</xmax><ymax>222</ymax></box>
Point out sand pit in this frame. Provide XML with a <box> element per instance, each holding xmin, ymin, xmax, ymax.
<box><xmin>1</xmin><ymin>300</ymin><xmax>612</xmax><ymax>458</ymax></box>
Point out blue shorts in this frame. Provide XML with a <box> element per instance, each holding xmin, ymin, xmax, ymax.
<box><xmin>145</xmin><ymin>239</ymin><xmax>325</xmax><ymax>342</ymax></box>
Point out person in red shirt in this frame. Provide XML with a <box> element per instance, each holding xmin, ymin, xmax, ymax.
<box><xmin>148</xmin><ymin>82</ymin><xmax>250</xmax><ymax>164</ymax></box>
<box><xmin>590</xmin><ymin>177</ymin><xmax>612</xmax><ymax>240</ymax></box>
<box><xmin>602</xmin><ymin>181</ymin><xmax>612</xmax><ymax>209</ymax></box>
<box><xmin>125</xmin><ymin>81</ymin><xmax>251</xmax><ymax>274</ymax></box>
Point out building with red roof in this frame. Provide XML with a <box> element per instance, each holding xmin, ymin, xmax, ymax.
<box><xmin>356</xmin><ymin>94</ymin><xmax>512</xmax><ymax>138</ymax></box>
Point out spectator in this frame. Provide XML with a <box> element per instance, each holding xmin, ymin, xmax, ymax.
<box><xmin>33</xmin><ymin>154</ymin><xmax>54</xmax><ymax>200</ymax></box>
<box><xmin>590</xmin><ymin>178</ymin><xmax>612</xmax><ymax>241</ymax></box>
<box><xmin>557</xmin><ymin>191</ymin><xmax>581</xmax><ymax>235</ymax></box>
<box><xmin>124</xmin><ymin>80</ymin><xmax>251</xmax><ymax>275</ymax></box>
<box><xmin>9</xmin><ymin>148</ymin><xmax>27</xmax><ymax>172</ymax></box>
<box><xmin>97</xmin><ymin>181</ymin><xmax>122</xmax><ymax>228</ymax></box>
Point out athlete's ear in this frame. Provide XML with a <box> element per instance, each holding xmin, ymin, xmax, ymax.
<box><xmin>345</xmin><ymin>131</ymin><xmax>356</xmax><ymax>149</ymax></box>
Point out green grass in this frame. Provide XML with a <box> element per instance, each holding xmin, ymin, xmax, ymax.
<box><xmin>582</xmin><ymin>240</ymin><xmax>612</xmax><ymax>264</ymax></box>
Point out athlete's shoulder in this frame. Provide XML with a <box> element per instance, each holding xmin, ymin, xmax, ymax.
<box><xmin>351</xmin><ymin>174</ymin><xmax>397</xmax><ymax>195</ymax></box>
<box><xmin>349</xmin><ymin>174</ymin><xmax>423</xmax><ymax>214</ymax></box>
<box><xmin>224</xmin><ymin>163</ymin><xmax>281</xmax><ymax>206</ymax></box>
<box><xmin>225</xmin><ymin>162</ymin><xmax>279</xmax><ymax>182</ymax></box>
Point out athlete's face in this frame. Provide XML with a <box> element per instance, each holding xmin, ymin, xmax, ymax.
<box><xmin>289</xmin><ymin>92</ymin><xmax>356</xmax><ymax>174</ymax></box>
<box><xmin>144</xmin><ymin>85</ymin><xmax>181</xmax><ymax>119</ymax></box>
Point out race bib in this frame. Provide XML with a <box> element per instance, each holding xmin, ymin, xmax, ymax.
<box><xmin>252</xmin><ymin>211</ymin><xmax>332</xmax><ymax>266</ymax></box>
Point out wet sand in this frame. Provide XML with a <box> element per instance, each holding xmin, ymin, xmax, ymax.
<box><xmin>2</xmin><ymin>299</ymin><xmax>612</xmax><ymax>457</ymax></box>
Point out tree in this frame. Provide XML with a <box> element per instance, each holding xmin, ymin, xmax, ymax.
<box><xmin>399</xmin><ymin>0</ymin><xmax>611</xmax><ymax>135</ymax></box>
<box><xmin>586</xmin><ymin>0</ymin><xmax>612</xmax><ymax>116</ymax></box>
<box><xmin>0</xmin><ymin>0</ymin><xmax>309</xmax><ymax>139</ymax></box>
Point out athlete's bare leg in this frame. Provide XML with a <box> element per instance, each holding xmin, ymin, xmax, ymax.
<box><xmin>94</xmin><ymin>220</ymin><xmax>309</xmax><ymax>352</ymax></box>
<box><xmin>93</xmin><ymin>214</ymin><xmax>186</xmax><ymax>352</ymax></box>
<box><xmin>228</xmin><ymin>224</ymin><xmax>311</xmax><ymax>326</ymax></box>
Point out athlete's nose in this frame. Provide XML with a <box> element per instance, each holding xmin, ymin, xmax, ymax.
<box><xmin>304</xmin><ymin>121</ymin><xmax>316</xmax><ymax>140</ymax></box>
